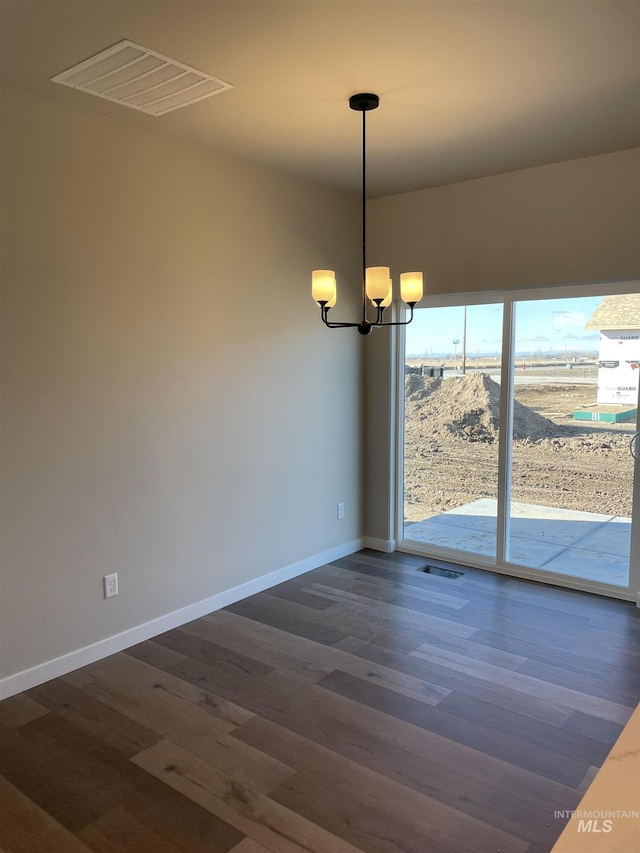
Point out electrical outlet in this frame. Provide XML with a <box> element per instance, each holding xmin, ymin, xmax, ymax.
<box><xmin>103</xmin><ymin>573</ymin><xmax>118</xmax><ymax>599</ymax></box>
<box><xmin>337</xmin><ymin>502</ymin><xmax>345</xmax><ymax>520</ymax></box>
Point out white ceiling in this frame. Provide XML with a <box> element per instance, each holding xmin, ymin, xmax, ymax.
<box><xmin>1</xmin><ymin>0</ymin><xmax>638</xmax><ymax>197</ymax></box>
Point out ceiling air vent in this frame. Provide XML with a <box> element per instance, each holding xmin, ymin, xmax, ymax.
<box><xmin>51</xmin><ymin>40</ymin><xmax>232</xmax><ymax>116</ymax></box>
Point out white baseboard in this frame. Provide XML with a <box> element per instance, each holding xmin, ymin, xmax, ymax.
<box><xmin>0</xmin><ymin>537</ymin><xmax>364</xmax><ymax>701</ymax></box>
<box><xmin>363</xmin><ymin>536</ymin><xmax>397</xmax><ymax>553</ymax></box>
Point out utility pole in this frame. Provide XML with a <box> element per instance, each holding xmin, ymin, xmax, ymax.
<box><xmin>462</xmin><ymin>305</ymin><xmax>467</xmax><ymax>375</ymax></box>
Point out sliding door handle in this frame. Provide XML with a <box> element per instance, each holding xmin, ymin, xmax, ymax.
<box><xmin>631</xmin><ymin>432</ymin><xmax>640</xmax><ymax>461</ymax></box>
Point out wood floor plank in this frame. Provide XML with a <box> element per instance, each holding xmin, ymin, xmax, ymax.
<box><xmin>437</xmin><ymin>690</ymin><xmax>612</xmax><ymax>766</ymax></box>
<box><xmin>332</xmin><ymin>634</ymin><xmax>573</xmax><ymax>727</ymax></box>
<box><xmin>0</xmin><ymin>718</ymin><xmax>131</xmax><ymax>832</ymax></box>
<box><xmin>297</xmin><ymin>581</ymin><xmax>480</xmax><ymax>639</ymax></box>
<box><xmin>249</xmin><ymin>586</ymin><xmax>475</xmax><ymax>658</ymax></box>
<box><xmin>210</xmin><ymin>610</ymin><xmax>451</xmax><ymax>707</ymax></box>
<box><xmin>233</xmin><ymin>713</ymin><xmax>563</xmax><ymax>848</ymax></box>
<box><xmin>180</xmin><ymin>617</ymin><xmax>333</xmax><ymax>683</ymax></box>
<box><xmin>492</xmin><ymin>764</ymin><xmax>582</xmax><ymax>814</ymax></box>
<box><xmin>155</xmin><ymin>628</ymin><xmax>275</xmax><ymax>686</ymax></box>
<box><xmin>226</xmin><ymin>597</ymin><xmax>347</xmax><ymax>646</ymax></box>
<box><xmin>236</xmin><ymin>715</ymin><xmax>531</xmax><ymax>853</ymax></box>
<box><xmin>97</xmin><ymin>649</ymin><xmax>254</xmax><ymax>728</ymax></box>
<box><xmin>336</xmin><ymin>626</ymin><xmax>528</xmax><ymax>671</ymax></box>
<box><xmin>112</xmin><ymin>768</ymin><xmax>245</xmax><ymax>852</ymax></box>
<box><xmin>228</xmin><ymin>840</ymin><xmax>275</xmax><ymax>853</ymax></box>
<box><xmin>132</xmin><ymin>739</ymin><xmax>366</xmax><ymax>853</ymax></box>
<box><xmin>562</xmin><ymin>709</ymin><xmax>625</xmax><ymax>744</ymax></box>
<box><xmin>123</xmin><ymin>638</ymin><xmax>189</xmax><ymax>670</ymax></box>
<box><xmin>440</xmin><ymin>605</ymin><xmax>640</xmax><ymax>657</ymax></box>
<box><xmin>239</xmin><ymin>572</ymin><xmax>478</xmax><ymax>638</ymax></box>
<box><xmin>162</xmin><ymin>656</ymin><xmax>254</xmax><ymax>703</ymax></box>
<box><xmin>517</xmin><ymin>656</ymin><xmax>640</xmax><ymax>706</ymax></box>
<box><xmin>272</xmin><ymin>769</ymin><xmax>527</xmax><ymax>853</ymax></box>
<box><xmin>79</xmin><ymin>677</ymin><xmax>290</xmax><ymax>799</ymax></box>
<box><xmin>76</xmin><ymin>806</ymin><xmax>195</xmax><ymax>853</ymax></box>
<box><xmin>0</xmin><ymin>693</ymin><xmax>49</xmax><ymax>729</ymax></box>
<box><xmin>298</xmin><ymin>569</ymin><xmax>470</xmax><ymax>611</ymax></box>
<box><xmin>317</xmin><ymin>668</ymin><xmax>592</xmax><ymax>787</ymax></box>
<box><xmin>471</xmin><ymin>627</ymin><xmax>640</xmax><ymax>685</ymax></box>
<box><xmin>263</xmin><ymin>582</ymin><xmax>336</xmax><ymax>611</ymax></box>
<box><xmin>233</xmin><ymin>698</ymin><xmax>508</xmax><ymax>808</ymax></box>
<box><xmin>231</xmin><ymin>668</ymin><xmax>512</xmax><ymax>787</ymax></box>
<box><xmin>410</xmin><ymin>643</ymin><xmax>633</xmax><ymax>724</ymax></box>
<box><xmin>0</xmin><ymin>774</ymin><xmax>94</xmax><ymax>853</ymax></box>
<box><xmin>82</xmin><ymin>674</ymin><xmax>236</xmax><ymax>743</ymax></box>
<box><xmin>28</xmin><ymin>678</ymin><xmax>161</xmax><ymax>757</ymax></box>
<box><xmin>576</xmin><ymin>764</ymin><xmax>599</xmax><ymax>795</ymax></box>
<box><xmin>272</xmin><ymin>586</ymin><xmax>461</xmax><ymax>653</ymax></box>
<box><xmin>7</xmin><ymin>712</ymin><xmax>246</xmax><ymax>851</ymax></box>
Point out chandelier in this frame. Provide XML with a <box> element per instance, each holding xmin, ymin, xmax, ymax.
<box><xmin>312</xmin><ymin>93</ymin><xmax>423</xmax><ymax>335</ymax></box>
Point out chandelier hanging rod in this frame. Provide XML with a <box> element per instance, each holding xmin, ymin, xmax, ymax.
<box><xmin>312</xmin><ymin>93</ymin><xmax>423</xmax><ymax>335</ymax></box>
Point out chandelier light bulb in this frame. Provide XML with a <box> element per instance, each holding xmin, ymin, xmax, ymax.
<box><xmin>366</xmin><ymin>266</ymin><xmax>391</xmax><ymax>303</ymax></box>
<box><xmin>312</xmin><ymin>269</ymin><xmax>337</xmax><ymax>306</ymax></box>
<box><xmin>400</xmin><ymin>272</ymin><xmax>423</xmax><ymax>304</ymax></box>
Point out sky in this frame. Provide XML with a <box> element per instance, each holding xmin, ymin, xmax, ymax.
<box><xmin>405</xmin><ymin>296</ymin><xmax>603</xmax><ymax>357</ymax></box>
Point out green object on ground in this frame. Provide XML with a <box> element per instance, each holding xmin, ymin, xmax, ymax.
<box><xmin>573</xmin><ymin>408</ymin><xmax>637</xmax><ymax>423</ymax></box>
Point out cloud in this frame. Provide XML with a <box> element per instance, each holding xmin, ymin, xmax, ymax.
<box><xmin>552</xmin><ymin>310</ymin><xmax>585</xmax><ymax>329</ymax></box>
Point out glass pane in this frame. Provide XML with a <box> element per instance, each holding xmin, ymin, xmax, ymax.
<box><xmin>509</xmin><ymin>294</ymin><xmax>638</xmax><ymax>586</ymax></box>
<box><xmin>403</xmin><ymin>303</ymin><xmax>503</xmax><ymax>559</ymax></box>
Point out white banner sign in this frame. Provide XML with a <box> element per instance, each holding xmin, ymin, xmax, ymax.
<box><xmin>596</xmin><ymin>330</ymin><xmax>639</xmax><ymax>405</ymax></box>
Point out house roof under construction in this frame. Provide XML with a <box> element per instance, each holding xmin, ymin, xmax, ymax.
<box><xmin>584</xmin><ymin>293</ymin><xmax>640</xmax><ymax>330</ymax></box>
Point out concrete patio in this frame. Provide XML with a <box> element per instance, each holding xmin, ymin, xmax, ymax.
<box><xmin>405</xmin><ymin>498</ymin><xmax>631</xmax><ymax>587</ymax></box>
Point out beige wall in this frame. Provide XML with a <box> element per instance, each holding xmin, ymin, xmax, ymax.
<box><xmin>365</xmin><ymin>149</ymin><xmax>640</xmax><ymax>541</ymax></box>
<box><xmin>0</xmin><ymin>86</ymin><xmax>363</xmax><ymax>681</ymax></box>
<box><xmin>368</xmin><ymin>148</ymin><xmax>640</xmax><ymax>295</ymax></box>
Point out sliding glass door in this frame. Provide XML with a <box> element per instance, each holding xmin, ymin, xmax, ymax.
<box><xmin>402</xmin><ymin>303</ymin><xmax>503</xmax><ymax>562</ymax></box>
<box><xmin>398</xmin><ymin>282</ymin><xmax>640</xmax><ymax>600</ymax></box>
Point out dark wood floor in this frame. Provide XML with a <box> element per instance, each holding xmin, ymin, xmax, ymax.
<box><xmin>2</xmin><ymin>549</ymin><xmax>640</xmax><ymax>853</ymax></box>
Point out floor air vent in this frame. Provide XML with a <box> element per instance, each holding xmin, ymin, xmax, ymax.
<box><xmin>51</xmin><ymin>40</ymin><xmax>232</xmax><ymax>115</ymax></box>
<box><xmin>420</xmin><ymin>565</ymin><xmax>464</xmax><ymax>579</ymax></box>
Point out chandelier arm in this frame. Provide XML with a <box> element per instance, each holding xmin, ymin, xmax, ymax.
<box><xmin>370</xmin><ymin>305</ymin><xmax>416</xmax><ymax>327</ymax></box>
<box><xmin>397</xmin><ymin>304</ymin><xmax>417</xmax><ymax>325</ymax></box>
<box><xmin>320</xmin><ymin>308</ymin><xmax>360</xmax><ymax>329</ymax></box>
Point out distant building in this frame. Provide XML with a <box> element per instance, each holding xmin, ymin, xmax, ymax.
<box><xmin>585</xmin><ymin>294</ymin><xmax>640</xmax><ymax>406</ymax></box>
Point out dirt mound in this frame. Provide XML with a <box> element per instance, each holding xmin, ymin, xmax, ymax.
<box><xmin>404</xmin><ymin>371</ymin><xmax>633</xmax><ymax>522</ymax></box>
<box><xmin>406</xmin><ymin>372</ymin><xmax>559</xmax><ymax>443</ymax></box>
<box><xmin>405</xmin><ymin>372</ymin><xmax>441</xmax><ymax>402</ymax></box>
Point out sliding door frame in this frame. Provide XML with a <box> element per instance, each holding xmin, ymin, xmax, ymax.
<box><xmin>395</xmin><ymin>279</ymin><xmax>640</xmax><ymax>603</ymax></box>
